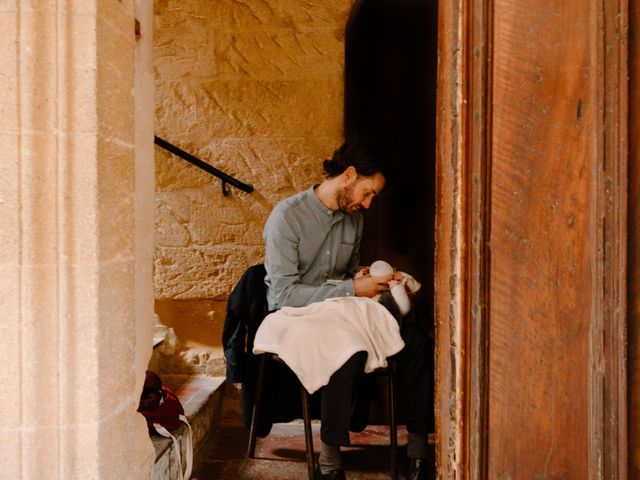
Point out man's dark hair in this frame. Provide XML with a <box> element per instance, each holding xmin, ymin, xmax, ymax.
<box><xmin>323</xmin><ymin>143</ymin><xmax>389</xmax><ymax>179</ymax></box>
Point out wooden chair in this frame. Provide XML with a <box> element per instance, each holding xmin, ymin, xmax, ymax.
<box><xmin>247</xmin><ymin>353</ymin><xmax>399</xmax><ymax>480</ymax></box>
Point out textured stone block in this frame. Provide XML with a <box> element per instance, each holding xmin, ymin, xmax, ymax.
<box><xmin>156</xmin><ymin>188</ymin><xmax>263</xmax><ymax>245</ymax></box>
<box><xmin>276</xmin><ymin>1</ymin><xmax>351</xmax><ymax>27</ymax></box>
<box><xmin>155</xmin><ymin>198</ymin><xmax>192</xmax><ymax>248</ymax></box>
<box><xmin>154</xmin><ymin>0</ymin><xmax>347</xmax><ymax>309</ymax></box>
<box><xmin>18</xmin><ymin>266</ymin><xmax>62</xmax><ymax>436</ymax></box>
<box><xmin>213</xmin><ymin>29</ymin><xmax>345</xmax><ymax>77</ymax></box>
<box><xmin>98</xmin><ymin>62</ymin><xmax>135</xmax><ymax>142</ymax></box>
<box><xmin>210</xmin><ymin>0</ymin><xmax>278</xmax><ymax>27</ymax></box>
<box><xmin>153</xmin><ymin>135</ymin><xmax>340</xmax><ymax>301</ymax></box>
<box><xmin>61</xmin><ymin>14</ymin><xmax>99</xmax><ymax>135</ymax></box>
<box><xmin>97</xmin><ymin>139</ymin><xmax>136</xmax><ymax>262</ymax></box>
<box><xmin>1</xmin><ymin>1</ymin><xmax>154</xmax><ymax>479</ymax></box>
<box><xmin>0</xmin><ymin>432</ymin><xmax>19</xmax><ymax>479</ymax></box>
<box><xmin>19</xmin><ymin>146</ymin><xmax>60</xmax><ymax>262</ymax></box>
<box><xmin>155</xmin><ymin>146</ymin><xmax>216</xmax><ymax>191</ymax></box>
<box><xmin>95</xmin><ymin>405</ymin><xmax>142</xmax><ymax>478</ymax></box>
<box><xmin>209</xmin><ymin>0</ymin><xmax>351</xmax><ymax>28</ymax></box>
<box><xmin>15</xmin><ymin>1</ymin><xmax>97</xmax><ymax>15</ymax></box>
<box><xmin>157</xmin><ymin>136</ymin><xmax>331</xmax><ymax>194</ymax></box>
<box><xmin>20</xmin><ymin>429</ymin><xmax>61</xmax><ymax>479</ymax></box>
<box><xmin>98</xmin><ymin>259</ymin><xmax>136</xmax><ymax>399</ymax></box>
<box><xmin>154</xmin><ymin>1</ymin><xmax>218</xmax><ymax>81</ymax></box>
<box><xmin>0</xmin><ymin>14</ymin><xmax>18</xmax><ymax>133</ymax></box>
<box><xmin>97</xmin><ymin>0</ymin><xmax>134</xmax><ymax>38</ymax></box>
<box><xmin>0</xmin><ymin>2</ymin><xmax>17</xmax><ymax>13</ymax></box>
<box><xmin>154</xmin><ymin>245</ymin><xmax>263</xmax><ymax>299</ymax></box>
<box><xmin>156</xmin><ymin>78</ymin><xmax>343</xmax><ymax>139</ymax></box>
<box><xmin>17</xmin><ymin>11</ymin><xmax>58</xmax><ymax>134</ymax></box>
<box><xmin>97</xmin><ymin>8</ymin><xmax>134</xmax><ymax>139</ymax></box>
<box><xmin>0</xmin><ymin>264</ymin><xmax>20</xmax><ymax>430</ymax></box>
<box><xmin>0</xmin><ymin>135</ymin><xmax>19</xmax><ymax>251</ymax></box>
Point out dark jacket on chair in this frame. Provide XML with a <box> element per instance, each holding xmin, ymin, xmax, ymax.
<box><xmin>222</xmin><ymin>264</ymin><xmax>303</xmax><ymax>435</ymax></box>
<box><xmin>222</xmin><ymin>264</ymin><xmax>267</xmax><ymax>384</ymax></box>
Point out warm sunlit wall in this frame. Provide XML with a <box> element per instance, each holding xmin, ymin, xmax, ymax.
<box><xmin>0</xmin><ymin>1</ymin><xmax>156</xmax><ymax>478</ymax></box>
<box><xmin>152</xmin><ymin>0</ymin><xmax>352</xmax><ymax>372</ymax></box>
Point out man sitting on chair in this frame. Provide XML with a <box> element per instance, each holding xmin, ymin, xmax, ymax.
<box><xmin>263</xmin><ymin>143</ymin><xmax>432</xmax><ymax>480</ymax></box>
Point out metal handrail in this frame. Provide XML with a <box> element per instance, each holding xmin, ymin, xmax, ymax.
<box><xmin>154</xmin><ymin>136</ymin><xmax>254</xmax><ymax>196</ymax></box>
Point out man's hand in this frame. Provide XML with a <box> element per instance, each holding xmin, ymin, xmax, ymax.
<box><xmin>353</xmin><ymin>273</ymin><xmax>394</xmax><ymax>298</ymax></box>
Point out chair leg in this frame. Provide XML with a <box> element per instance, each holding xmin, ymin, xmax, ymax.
<box><xmin>388</xmin><ymin>362</ymin><xmax>398</xmax><ymax>480</ymax></box>
<box><xmin>301</xmin><ymin>386</ymin><xmax>315</xmax><ymax>480</ymax></box>
<box><xmin>247</xmin><ymin>355</ymin><xmax>267</xmax><ymax>458</ymax></box>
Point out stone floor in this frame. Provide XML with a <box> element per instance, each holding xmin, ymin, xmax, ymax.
<box><xmin>191</xmin><ymin>420</ymin><xmax>435</xmax><ymax>480</ymax></box>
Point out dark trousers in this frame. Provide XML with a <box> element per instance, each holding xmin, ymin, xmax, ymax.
<box><xmin>394</xmin><ymin>322</ymin><xmax>434</xmax><ymax>434</ymax></box>
<box><xmin>319</xmin><ymin>351</ymin><xmax>367</xmax><ymax>446</ymax></box>
<box><xmin>319</xmin><ymin>322</ymin><xmax>434</xmax><ymax>446</ymax></box>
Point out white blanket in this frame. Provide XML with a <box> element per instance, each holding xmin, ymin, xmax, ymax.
<box><xmin>253</xmin><ymin>296</ymin><xmax>405</xmax><ymax>394</ymax></box>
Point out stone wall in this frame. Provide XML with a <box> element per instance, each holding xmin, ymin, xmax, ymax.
<box><xmin>1</xmin><ymin>1</ymin><xmax>155</xmax><ymax>478</ymax></box>
<box><xmin>152</xmin><ymin>0</ymin><xmax>352</xmax><ymax>370</ymax></box>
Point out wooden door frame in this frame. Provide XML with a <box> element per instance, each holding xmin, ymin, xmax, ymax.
<box><xmin>628</xmin><ymin>0</ymin><xmax>639</xmax><ymax>477</ymax></box>
<box><xmin>434</xmin><ymin>0</ymin><xmax>630</xmax><ymax>477</ymax></box>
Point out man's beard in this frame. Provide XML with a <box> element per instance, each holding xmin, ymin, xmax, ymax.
<box><xmin>336</xmin><ymin>183</ymin><xmax>358</xmax><ymax>214</ymax></box>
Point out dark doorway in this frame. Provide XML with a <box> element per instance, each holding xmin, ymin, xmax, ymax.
<box><xmin>344</xmin><ymin>0</ymin><xmax>438</xmax><ymax>333</ymax></box>
<box><xmin>344</xmin><ymin>1</ymin><xmax>438</xmax><ymax>476</ymax></box>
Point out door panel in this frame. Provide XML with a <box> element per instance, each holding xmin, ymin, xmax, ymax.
<box><xmin>488</xmin><ymin>1</ymin><xmax>593</xmax><ymax>477</ymax></box>
<box><xmin>435</xmin><ymin>0</ymin><xmax>629</xmax><ymax>477</ymax></box>
<box><xmin>628</xmin><ymin>0</ymin><xmax>640</xmax><ymax>476</ymax></box>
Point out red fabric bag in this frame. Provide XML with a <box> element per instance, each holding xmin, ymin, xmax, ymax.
<box><xmin>138</xmin><ymin>369</ymin><xmax>185</xmax><ymax>431</ymax></box>
<box><xmin>137</xmin><ymin>370</ymin><xmax>193</xmax><ymax>480</ymax></box>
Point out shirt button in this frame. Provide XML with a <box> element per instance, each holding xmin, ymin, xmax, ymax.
<box><xmin>326</xmin><ymin>251</ymin><xmax>330</xmax><ymax>255</ymax></box>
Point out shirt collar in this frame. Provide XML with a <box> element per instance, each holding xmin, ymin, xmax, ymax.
<box><xmin>307</xmin><ymin>185</ymin><xmax>345</xmax><ymax>219</ymax></box>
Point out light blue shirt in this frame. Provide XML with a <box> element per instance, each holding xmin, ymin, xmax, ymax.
<box><xmin>263</xmin><ymin>186</ymin><xmax>363</xmax><ymax>310</ymax></box>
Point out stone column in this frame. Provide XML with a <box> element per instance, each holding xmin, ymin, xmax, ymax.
<box><xmin>134</xmin><ymin>0</ymin><xmax>156</xmax><ymax>409</ymax></box>
<box><xmin>0</xmin><ymin>1</ymin><xmax>155</xmax><ymax>478</ymax></box>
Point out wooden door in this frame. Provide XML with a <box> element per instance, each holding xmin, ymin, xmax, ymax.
<box><xmin>435</xmin><ymin>0</ymin><xmax>631</xmax><ymax>478</ymax></box>
<box><xmin>628</xmin><ymin>0</ymin><xmax>640</xmax><ymax>477</ymax></box>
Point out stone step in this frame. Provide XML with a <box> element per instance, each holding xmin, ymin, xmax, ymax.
<box><xmin>151</xmin><ymin>375</ymin><xmax>225</xmax><ymax>480</ymax></box>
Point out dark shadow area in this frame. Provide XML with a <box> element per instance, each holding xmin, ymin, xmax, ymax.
<box><xmin>345</xmin><ymin>0</ymin><xmax>438</xmax><ymax>335</ymax></box>
<box><xmin>344</xmin><ymin>4</ymin><xmax>438</xmax><ymax>476</ymax></box>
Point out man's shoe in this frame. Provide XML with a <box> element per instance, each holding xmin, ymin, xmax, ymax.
<box><xmin>314</xmin><ymin>467</ymin><xmax>346</xmax><ymax>480</ymax></box>
<box><xmin>409</xmin><ymin>458</ymin><xmax>428</xmax><ymax>480</ymax></box>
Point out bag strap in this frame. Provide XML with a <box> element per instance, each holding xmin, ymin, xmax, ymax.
<box><xmin>152</xmin><ymin>415</ymin><xmax>192</xmax><ymax>480</ymax></box>
<box><xmin>153</xmin><ymin>424</ymin><xmax>183</xmax><ymax>479</ymax></box>
<box><xmin>179</xmin><ymin>414</ymin><xmax>193</xmax><ymax>480</ymax></box>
